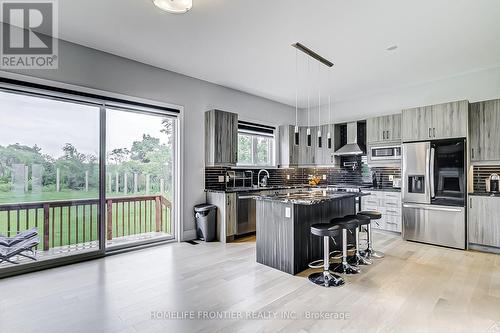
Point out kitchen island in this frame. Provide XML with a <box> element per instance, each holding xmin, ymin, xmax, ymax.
<box><xmin>255</xmin><ymin>190</ymin><xmax>368</xmax><ymax>275</ymax></box>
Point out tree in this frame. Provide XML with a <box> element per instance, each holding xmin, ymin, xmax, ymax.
<box><xmin>130</xmin><ymin>134</ymin><xmax>160</xmax><ymax>163</ymax></box>
<box><xmin>108</xmin><ymin>148</ymin><xmax>130</xmax><ymax>165</ymax></box>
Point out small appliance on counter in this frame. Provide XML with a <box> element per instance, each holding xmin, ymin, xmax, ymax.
<box><xmin>392</xmin><ymin>178</ymin><xmax>402</xmax><ymax>189</ymax></box>
<box><xmin>486</xmin><ymin>173</ymin><xmax>500</xmax><ymax>193</ymax></box>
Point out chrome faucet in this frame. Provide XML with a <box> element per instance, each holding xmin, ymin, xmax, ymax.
<box><xmin>258</xmin><ymin>169</ymin><xmax>270</xmax><ymax>187</ymax></box>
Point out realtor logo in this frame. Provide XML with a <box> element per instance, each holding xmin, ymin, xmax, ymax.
<box><xmin>1</xmin><ymin>0</ymin><xmax>58</xmax><ymax>69</ymax></box>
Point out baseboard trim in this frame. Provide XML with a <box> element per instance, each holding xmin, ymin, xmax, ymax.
<box><xmin>469</xmin><ymin>243</ymin><xmax>500</xmax><ymax>255</ymax></box>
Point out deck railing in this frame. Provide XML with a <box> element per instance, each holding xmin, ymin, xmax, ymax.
<box><xmin>0</xmin><ymin>195</ymin><xmax>172</xmax><ymax>251</ymax></box>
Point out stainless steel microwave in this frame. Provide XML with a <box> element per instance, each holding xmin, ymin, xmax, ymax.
<box><xmin>371</xmin><ymin>145</ymin><xmax>401</xmax><ymax>160</ymax></box>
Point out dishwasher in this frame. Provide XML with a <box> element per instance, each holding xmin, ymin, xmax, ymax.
<box><xmin>236</xmin><ymin>193</ymin><xmax>258</xmax><ymax>235</ymax></box>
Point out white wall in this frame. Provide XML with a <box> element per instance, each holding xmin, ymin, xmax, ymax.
<box><xmin>299</xmin><ymin>66</ymin><xmax>500</xmax><ymax>124</ymax></box>
<box><xmin>1</xmin><ymin>38</ymin><xmax>295</xmax><ymax>240</ymax></box>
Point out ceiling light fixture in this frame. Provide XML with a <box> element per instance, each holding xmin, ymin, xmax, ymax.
<box><xmin>386</xmin><ymin>45</ymin><xmax>398</xmax><ymax>51</ymax></box>
<box><xmin>153</xmin><ymin>0</ymin><xmax>192</xmax><ymax>14</ymax></box>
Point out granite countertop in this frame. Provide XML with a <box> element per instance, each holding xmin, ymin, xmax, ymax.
<box><xmin>255</xmin><ymin>191</ymin><xmax>370</xmax><ymax>205</ymax></box>
<box><xmin>367</xmin><ymin>187</ymin><xmax>401</xmax><ymax>192</ymax></box>
<box><xmin>469</xmin><ymin>192</ymin><xmax>500</xmax><ymax>197</ymax></box>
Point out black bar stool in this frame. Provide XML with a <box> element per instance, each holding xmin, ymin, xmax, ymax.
<box><xmin>331</xmin><ymin>216</ymin><xmax>360</xmax><ymax>275</ymax></box>
<box><xmin>358</xmin><ymin>210</ymin><xmax>385</xmax><ymax>259</ymax></box>
<box><xmin>308</xmin><ymin>223</ymin><xmax>345</xmax><ymax>287</ymax></box>
<box><xmin>344</xmin><ymin>214</ymin><xmax>373</xmax><ymax>266</ymax></box>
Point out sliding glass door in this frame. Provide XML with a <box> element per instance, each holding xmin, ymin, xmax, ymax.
<box><xmin>0</xmin><ymin>90</ymin><xmax>101</xmax><ymax>267</ymax></box>
<box><xmin>105</xmin><ymin>109</ymin><xmax>175</xmax><ymax>249</ymax></box>
<box><xmin>0</xmin><ymin>84</ymin><xmax>178</xmax><ymax>274</ymax></box>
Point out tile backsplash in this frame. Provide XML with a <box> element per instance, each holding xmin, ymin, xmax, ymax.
<box><xmin>205</xmin><ymin>159</ymin><xmax>401</xmax><ymax>191</ymax></box>
<box><xmin>473</xmin><ymin>165</ymin><xmax>500</xmax><ymax>193</ymax></box>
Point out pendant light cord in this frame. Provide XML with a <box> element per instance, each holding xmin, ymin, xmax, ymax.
<box><xmin>295</xmin><ymin>48</ymin><xmax>298</xmax><ymax>128</ymax></box>
<box><xmin>318</xmin><ymin>62</ymin><xmax>321</xmax><ymax>128</ymax></box>
<box><xmin>307</xmin><ymin>57</ymin><xmax>310</xmax><ymax>128</ymax></box>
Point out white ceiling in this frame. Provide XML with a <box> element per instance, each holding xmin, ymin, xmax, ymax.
<box><xmin>41</xmin><ymin>0</ymin><xmax>500</xmax><ymax>107</ymax></box>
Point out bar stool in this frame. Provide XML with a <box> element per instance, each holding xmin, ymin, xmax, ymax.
<box><xmin>343</xmin><ymin>214</ymin><xmax>373</xmax><ymax>266</ymax></box>
<box><xmin>308</xmin><ymin>223</ymin><xmax>345</xmax><ymax>287</ymax></box>
<box><xmin>331</xmin><ymin>217</ymin><xmax>361</xmax><ymax>275</ymax></box>
<box><xmin>358</xmin><ymin>210</ymin><xmax>385</xmax><ymax>259</ymax></box>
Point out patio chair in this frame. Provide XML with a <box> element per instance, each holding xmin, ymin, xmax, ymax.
<box><xmin>0</xmin><ymin>238</ymin><xmax>40</xmax><ymax>265</ymax></box>
<box><xmin>0</xmin><ymin>228</ymin><xmax>39</xmax><ymax>247</ymax></box>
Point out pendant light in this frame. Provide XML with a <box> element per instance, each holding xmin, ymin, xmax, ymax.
<box><xmin>327</xmin><ymin>96</ymin><xmax>332</xmax><ymax>149</ymax></box>
<box><xmin>317</xmin><ymin>63</ymin><xmax>322</xmax><ymax>148</ymax></box>
<box><xmin>294</xmin><ymin>48</ymin><xmax>299</xmax><ymax>145</ymax></box>
<box><xmin>307</xmin><ymin>57</ymin><xmax>311</xmax><ymax>147</ymax></box>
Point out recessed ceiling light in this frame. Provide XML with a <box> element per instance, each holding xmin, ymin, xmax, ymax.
<box><xmin>386</xmin><ymin>45</ymin><xmax>398</xmax><ymax>51</ymax></box>
<box><xmin>153</xmin><ymin>0</ymin><xmax>192</xmax><ymax>14</ymax></box>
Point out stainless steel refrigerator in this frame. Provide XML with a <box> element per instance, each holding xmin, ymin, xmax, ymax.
<box><xmin>402</xmin><ymin>140</ymin><xmax>466</xmax><ymax>249</ymax></box>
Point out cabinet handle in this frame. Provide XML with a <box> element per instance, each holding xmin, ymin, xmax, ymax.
<box><xmin>429</xmin><ymin>128</ymin><xmax>432</xmax><ymax>138</ymax></box>
<box><xmin>433</xmin><ymin>128</ymin><xmax>436</xmax><ymax>137</ymax></box>
<box><xmin>387</xmin><ymin>130</ymin><xmax>390</xmax><ymax>139</ymax></box>
<box><xmin>471</xmin><ymin>148</ymin><xmax>475</xmax><ymax>159</ymax></box>
<box><xmin>382</xmin><ymin>131</ymin><xmax>385</xmax><ymax>140</ymax></box>
<box><xmin>469</xmin><ymin>198</ymin><xmax>472</xmax><ymax>209</ymax></box>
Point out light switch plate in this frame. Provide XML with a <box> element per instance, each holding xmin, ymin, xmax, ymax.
<box><xmin>285</xmin><ymin>207</ymin><xmax>291</xmax><ymax>218</ymax></box>
<box><xmin>322</xmin><ymin>175</ymin><xmax>327</xmax><ymax>180</ymax></box>
<box><xmin>388</xmin><ymin>175</ymin><xmax>394</xmax><ymax>181</ymax></box>
<box><xmin>218</xmin><ymin>176</ymin><xmax>225</xmax><ymax>182</ymax></box>
<box><xmin>286</xmin><ymin>174</ymin><xmax>291</xmax><ymax>180</ymax></box>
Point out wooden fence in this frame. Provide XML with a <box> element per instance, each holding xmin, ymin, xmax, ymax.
<box><xmin>0</xmin><ymin>195</ymin><xmax>172</xmax><ymax>250</ymax></box>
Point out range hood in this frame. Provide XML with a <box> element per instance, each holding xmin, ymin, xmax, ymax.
<box><xmin>334</xmin><ymin>122</ymin><xmax>365</xmax><ymax>156</ymax></box>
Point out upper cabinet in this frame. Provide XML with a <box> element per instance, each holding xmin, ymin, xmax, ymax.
<box><xmin>278</xmin><ymin>125</ymin><xmax>299</xmax><ymax>167</ymax></box>
<box><xmin>402</xmin><ymin>100</ymin><xmax>468</xmax><ymax>142</ymax></box>
<box><xmin>278</xmin><ymin>124</ymin><xmax>337</xmax><ymax>167</ymax></box>
<box><xmin>205</xmin><ymin>110</ymin><xmax>238</xmax><ymax>166</ymax></box>
<box><xmin>366</xmin><ymin>114</ymin><xmax>401</xmax><ymax>144</ymax></box>
<box><xmin>469</xmin><ymin>99</ymin><xmax>500</xmax><ymax>162</ymax></box>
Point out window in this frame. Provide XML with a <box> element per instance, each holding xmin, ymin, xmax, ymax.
<box><xmin>237</xmin><ymin>122</ymin><xmax>275</xmax><ymax>166</ymax></box>
<box><xmin>0</xmin><ymin>79</ymin><xmax>179</xmax><ymax>275</ymax></box>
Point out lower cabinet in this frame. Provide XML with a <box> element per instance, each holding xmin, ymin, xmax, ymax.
<box><xmin>361</xmin><ymin>190</ymin><xmax>402</xmax><ymax>232</ymax></box>
<box><xmin>206</xmin><ymin>192</ymin><xmax>237</xmax><ymax>243</ymax></box>
<box><xmin>468</xmin><ymin>196</ymin><xmax>500</xmax><ymax>248</ymax></box>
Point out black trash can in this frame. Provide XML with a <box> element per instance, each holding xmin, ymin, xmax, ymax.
<box><xmin>194</xmin><ymin>204</ymin><xmax>217</xmax><ymax>242</ymax></box>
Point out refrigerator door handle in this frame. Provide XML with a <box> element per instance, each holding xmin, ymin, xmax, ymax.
<box><xmin>402</xmin><ymin>203</ymin><xmax>463</xmax><ymax>213</ymax></box>
<box><xmin>425</xmin><ymin>147</ymin><xmax>431</xmax><ymax>203</ymax></box>
<box><xmin>430</xmin><ymin>147</ymin><xmax>435</xmax><ymax>199</ymax></box>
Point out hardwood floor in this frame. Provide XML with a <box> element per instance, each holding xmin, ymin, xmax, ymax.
<box><xmin>1</xmin><ymin>231</ymin><xmax>500</xmax><ymax>333</ymax></box>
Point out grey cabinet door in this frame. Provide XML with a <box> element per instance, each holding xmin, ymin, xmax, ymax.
<box><xmin>367</xmin><ymin>114</ymin><xmax>402</xmax><ymax>144</ymax></box>
<box><xmin>386</xmin><ymin>114</ymin><xmax>402</xmax><ymax>141</ymax></box>
<box><xmin>299</xmin><ymin>126</ymin><xmax>317</xmax><ymax>165</ymax></box>
<box><xmin>226</xmin><ymin>193</ymin><xmax>237</xmax><ymax>238</ymax></box>
<box><xmin>205</xmin><ymin>110</ymin><xmax>238</xmax><ymax>166</ymax></box>
<box><xmin>402</xmin><ymin>106</ymin><xmax>433</xmax><ymax>142</ymax></box>
<box><xmin>431</xmin><ymin>100</ymin><xmax>468</xmax><ymax>139</ymax></box>
<box><xmin>469</xmin><ymin>100</ymin><xmax>500</xmax><ymax>161</ymax></box>
<box><xmin>278</xmin><ymin>125</ymin><xmax>299</xmax><ymax>167</ymax></box>
<box><xmin>366</xmin><ymin>117</ymin><xmax>381</xmax><ymax>143</ymax></box>
<box><xmin>469</xmin><ymin>196</ymin><xmax>500</xmax><ymax>247</ymax></box>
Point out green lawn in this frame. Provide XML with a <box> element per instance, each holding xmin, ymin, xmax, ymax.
<box><xmin>0</xmin><ymin>190</ymin><xmax>172</xmax><ymax>249</ymax></box>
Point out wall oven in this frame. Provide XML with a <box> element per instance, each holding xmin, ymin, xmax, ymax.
<box><xmin>370</xmin><ymin>145</ymin><xmax>401</xmax><ymax>161</ymax></box>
